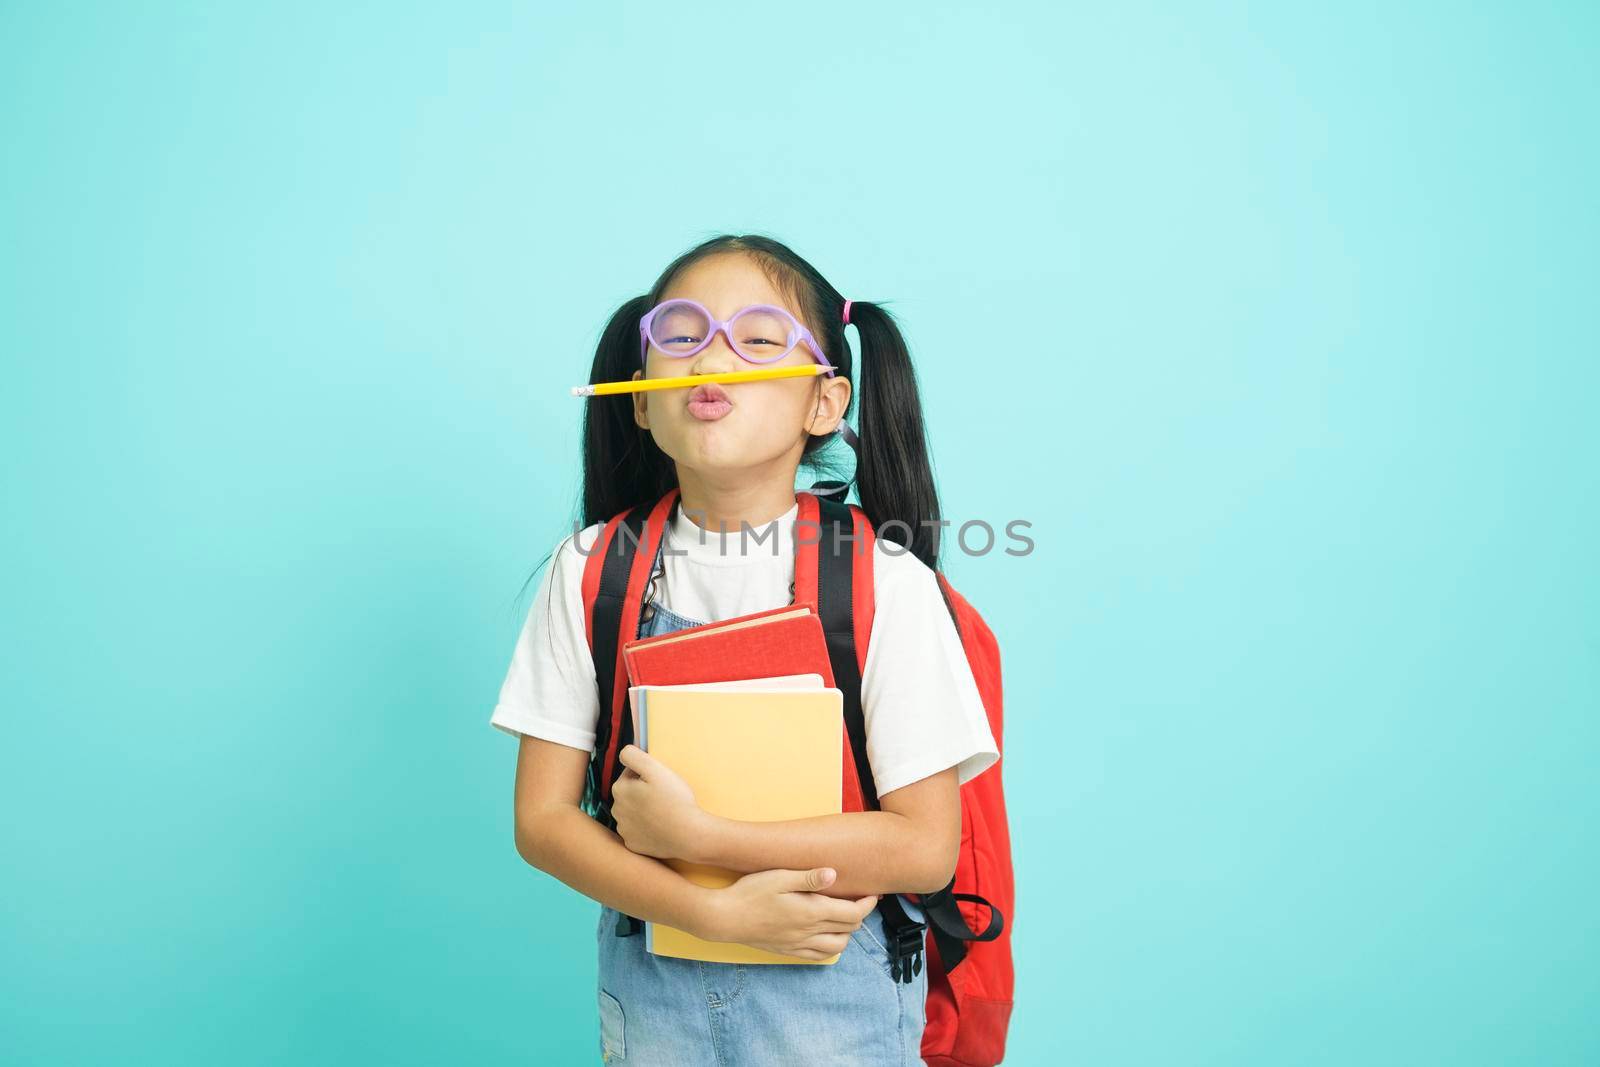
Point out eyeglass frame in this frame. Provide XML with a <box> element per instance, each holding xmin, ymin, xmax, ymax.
<box><xmin>638</xmin><ymin>298</ymin><xmax>836</xmax><ymax>376</ymax></box>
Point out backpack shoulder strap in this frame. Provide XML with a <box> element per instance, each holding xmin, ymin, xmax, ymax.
<box><xmin>804</xmin><ymin>491</ymin><xmax>941</xmax><ymax>980</ymax></box>
<box><xmin>808</xmin><ymin>496</ymin><xmax>1013</xmax><ymax>982</ymax></box>
<box><xmin>583</xmin><ymin>487</ymin><xmax>681</xmax><ymax>829</ymax></box>
<box><xmin>798</xmin><ymin>491</ymin><xmax>879</xmax><ymax>813</ymax></box>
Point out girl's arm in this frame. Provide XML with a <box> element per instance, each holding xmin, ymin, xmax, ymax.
<box><xmin>516</xmin><ymin>734</ymin><xmax>882</xmax><ymax>959</ymax></box>
<box><xmin>691</xmin><ymin>765</ymin><xmax>962</xmax><ymax>900</ymax></box>
<box><xmin>610</xmin><ymin>745</ymin><xmax>962</xmax><ymax>900</ymax></box>
<box><xmin>511</xmin><ymin>734</ymin><xmax>718</xmax><ymax>936</ymax></box>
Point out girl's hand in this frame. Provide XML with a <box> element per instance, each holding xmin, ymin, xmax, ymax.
<box><xmin>611</xmin><ymin>744</ymin><xmax>707</xmax><ymax>860</ymax></box>
<box><xmin>701</xmin><ymin>866</ymin><xmax>879</xmax><ymax>960</ymax></box>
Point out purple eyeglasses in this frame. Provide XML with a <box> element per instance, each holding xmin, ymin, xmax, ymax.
<box><xmin>639</xmin><ymin>298</ymin><xmax>835</xmax><ymax>376</ymax></box>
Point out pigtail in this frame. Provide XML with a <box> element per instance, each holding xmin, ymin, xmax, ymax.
<box><xmin>581</xmin><ymin>295</ymin><xmax>678</xmax><ymax>528</ymax></box>
<box><xmin>845</xmin><ymin>300</ymin><xmax>944</xmax><ymax>571</ymax></box>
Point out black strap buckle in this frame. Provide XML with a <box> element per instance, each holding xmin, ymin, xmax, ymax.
<box><xmin>887</xmin><ymin>921</ymin><xmax>926</xmax><ymax>983</ymax></box>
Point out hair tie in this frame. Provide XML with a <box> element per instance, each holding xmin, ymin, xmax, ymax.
<box><xmin>842</xmin><ymin>299</ymin><xmax>853</xmax><ymax>326</ymax></box>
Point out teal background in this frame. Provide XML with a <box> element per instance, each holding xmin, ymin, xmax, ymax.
<box><xmin>3</xmin><ymin>2</ymin><xmax>1595</xmax><ymax>1064</ymax></box>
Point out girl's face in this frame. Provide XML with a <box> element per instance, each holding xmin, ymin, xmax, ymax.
<box><xmin>632</xmin><ymin>253</ymin><xmax>851</xmax><ymax>479</ymax></box>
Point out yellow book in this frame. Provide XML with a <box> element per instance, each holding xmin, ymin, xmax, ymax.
<box><xmin>631</xmin><ymin>683</ymin><xmax>844</xmax><ymax>965</ymax></box>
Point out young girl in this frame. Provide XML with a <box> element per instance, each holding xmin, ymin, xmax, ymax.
<box><xmin>491</xmin><ymin>234</ymin><xmax>999</xmax><ymax>1064</ymax></box>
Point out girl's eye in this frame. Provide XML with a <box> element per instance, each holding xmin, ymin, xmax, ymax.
<box><xmin>665</xmin><ymin>336</ymin><xmax>701</xmax><ymax>345</ymax></box>
<box><xmin>742</xmin><ymin>338</ymin><xmax>779</xmax><ymax>347</ymax></box>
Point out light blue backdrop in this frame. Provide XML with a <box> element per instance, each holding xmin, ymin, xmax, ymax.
<box><xmin>3</xmin><ymin>3</ymin><xmax>1595</xmax><ymax>1064</ymax></box>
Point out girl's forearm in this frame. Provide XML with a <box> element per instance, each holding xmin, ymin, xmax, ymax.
<box><xmin>691</xmin><ymin>810</ymin><xmax>944</xmax><ymax>898</ymax></box>
<box><xmin>520</xmin><ymin>803</ymin><xmax>719</xmax><ymax>937</ymax></box>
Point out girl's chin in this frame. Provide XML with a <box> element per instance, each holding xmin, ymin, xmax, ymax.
<box><xmin>666</xmin><ymin>434</ymin><xmax>780</xmax><ymax>471</ymax></box>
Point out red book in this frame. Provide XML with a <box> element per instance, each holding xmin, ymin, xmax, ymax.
<box><xmin>623</xmin><ymin>602</ymin><xmax>837</xmax><ymax>689</ymax></box>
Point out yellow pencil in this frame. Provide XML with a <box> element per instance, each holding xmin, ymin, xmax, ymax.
<box><xmin>571</xmin><ymin>363</ymin><xmax>836</xmax><ymax>397</ymax></box>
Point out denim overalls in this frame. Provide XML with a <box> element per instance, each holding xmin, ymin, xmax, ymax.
<box><xmin>596</xmin><ymin>538</ymin><xmax>929</xmax><ymax>1065</ymax></box>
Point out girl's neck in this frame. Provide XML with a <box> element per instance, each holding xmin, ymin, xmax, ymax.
<box><xmin>674</xmin><ymin>475</ymin><xmax>798</xmax><ymax>537</ymax></box>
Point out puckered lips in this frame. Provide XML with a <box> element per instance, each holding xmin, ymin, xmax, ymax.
<box><xmin>686</xmin><ymin>383</ymin><xmax>733</xmax><ymax>421</ymax></box>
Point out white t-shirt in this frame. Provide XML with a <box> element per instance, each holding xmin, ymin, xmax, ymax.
<box><xmin>490</xmin><ymin>499</ymin><xmax>999</xmax><ymax>799</ymax></box>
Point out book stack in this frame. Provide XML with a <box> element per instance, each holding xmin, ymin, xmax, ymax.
<box><xmin>624</xmin><ymin>604</ymin><xmax>847</xmax><ymax>965</ymax></box>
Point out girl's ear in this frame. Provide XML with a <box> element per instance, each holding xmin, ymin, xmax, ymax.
<box><xmin>806</xmin><ymin>374</ymin><xmax>853</xmax><ymax>437</ymax></box>
<box><xmin>631</xmin><ymin>369</ymin><xmax>649</xmax><ymax>429</ymax></box>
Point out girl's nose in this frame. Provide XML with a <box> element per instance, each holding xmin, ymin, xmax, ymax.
<box><xmin>689</xmin><ymin>329</ymin><xmax>742</xmax><ymax>374</ymax></box>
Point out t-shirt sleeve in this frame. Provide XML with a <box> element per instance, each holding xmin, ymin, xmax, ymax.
<box><xmin>860</xmin><ymin>551</ymin><xmax>1001</xmax><ymax>798</ymax></box>
<box><xmin>489</xmin><ymin>530</ymin><xmax>602</xmax><ymax>752</ymax></box>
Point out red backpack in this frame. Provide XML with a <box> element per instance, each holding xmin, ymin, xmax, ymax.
<box><xmin>581</xmin><ymin>487</ymin><xmax>1015</xmax><ymax>1066</ymax></box>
